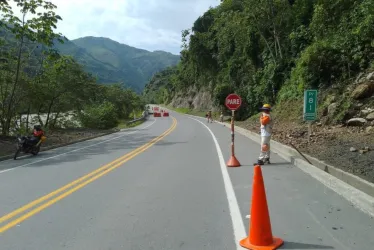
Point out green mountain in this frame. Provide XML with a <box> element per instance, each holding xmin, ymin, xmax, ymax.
<box><xmin>1</xmin><ymin>25</ymin><xmax>180</xmax><ymax>92</ymax></box>
<box><xmin>54</xmin><ymin>36</ymin><xmax>180</xmax><ymax>92</ymax></box>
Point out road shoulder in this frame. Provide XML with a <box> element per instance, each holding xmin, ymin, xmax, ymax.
<box><xmin>184</xmin><ymin>112</ymin><xmax>374</xmax><ymax>250</ymax></box>
<box><xmin>0</xmin><ymin>116</ymin><xmax>149</xmax><ymax>163</ymax></box>
<box><xmin>186</xmin><ymin>113</ymin><xmax>374</xmax><ymax>219</ymax></box>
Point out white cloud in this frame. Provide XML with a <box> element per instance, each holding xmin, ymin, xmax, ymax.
<box><xmin>7</xmin><ymin>0</ymin><xmax>219</xmax><ymax>54</ymax></box>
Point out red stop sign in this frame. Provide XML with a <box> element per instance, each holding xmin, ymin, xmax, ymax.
<box><xmin>225</xmin><ymin>93</ymin><xmax>242</xmax><ymax>111</ymax></box>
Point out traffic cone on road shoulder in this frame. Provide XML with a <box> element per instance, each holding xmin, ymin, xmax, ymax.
<box><xmin>240</xmin><ymin>165</ymin><xmax>283</xmax><ymax>250</ymax></box>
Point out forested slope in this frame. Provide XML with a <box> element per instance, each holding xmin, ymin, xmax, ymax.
<box><xmin>1</xmin><ymin>27</ymin><xmax>180</xmax><ymax>93</ymax></box>
<box><xmin>144</xmin><ymin>0</ymin><xmax>374</xmax><ymax>182</ymax></box>
<box><xmin>0</xmin><ymin>0</ymin><xmax>145</xmax><ymax>137</ymax></box>
<box><xmin>59</xmin><ymin>36</ymin><xmax>180</xmax><ymax>92</ymax></box>
<box><xmin>145</xmin><ymin>0</ymin><xmax>374</xmax><ymax>120</ymax></box>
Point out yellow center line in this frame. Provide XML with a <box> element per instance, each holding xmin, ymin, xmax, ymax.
<box><xmin>0</xmin><ymin>117</ymin><xmax>176</xmax><ymax>225</ymax></box>
<box><xmin>0</xmin><ymin>117</ymin><xmax>177</xmax><ymax>233</ymax></box>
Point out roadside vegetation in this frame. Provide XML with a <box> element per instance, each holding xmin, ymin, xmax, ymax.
<box><xmin>145</xmin><ymin>0</ymin><xmax>374</xmax><ymax>120</ymax></box>
<box><xmin>117</xmin><ymin>110</ymin><xmax>145</xmax><ymax>129</ymax></box>
<box><xmin>0</xmin><ymin>0</ymin><xmax>145</xmax><ymax>157</ymax></box>
<box><xmin>145</xmin><ymin>0</ymin><xmax>374</xmax><ymax>183</ymax></box>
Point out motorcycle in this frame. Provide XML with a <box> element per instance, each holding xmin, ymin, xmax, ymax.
<box><xmin>14</xmin><ymin>135</ymin><xmax>47</xmax><ymax>160</ymax></box>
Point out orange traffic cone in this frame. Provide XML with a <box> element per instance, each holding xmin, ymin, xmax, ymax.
<box><xmin>240</xmin><ymin>165</ymin><xmax>284</xmax><ymax>250</ymax></box>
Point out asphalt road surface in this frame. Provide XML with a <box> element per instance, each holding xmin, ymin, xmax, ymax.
<box><xmin>0</xmin><ymin>112</ymin><xmax>373</xmax><ymax>250</ymax></box>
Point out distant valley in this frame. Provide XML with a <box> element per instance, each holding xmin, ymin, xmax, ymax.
<box><xmin>0</xmin><ymin>27</ymin><xmax>180</xmax><ymax>92</ymax></box>
<box><xmin>54</xmin><ymin>36</ymin><xmax>180</xmax><ymax>92</ymax></box>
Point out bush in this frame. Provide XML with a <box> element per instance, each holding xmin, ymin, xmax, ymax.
<box><xmin>79</xmin><ymin>102</ymin><xmax>119</xmax><ymax>129</ymax></box>
<box><xmin>213</xmin><ymin>83</ymin><xmax>233</xmax><ymax>107</ymax></box>
<box><xmin>290</xmin><ymin>40</ymin><xmax>342</xmax><ymax>90</ymax></box>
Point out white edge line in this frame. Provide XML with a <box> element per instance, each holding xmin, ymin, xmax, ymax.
<box><xmin>0</xmin><ymin>118</ymin><xmax>157</xmax><ymax>174</ymax></box>
<box><xmin>188</xmin><ymin>116</ymin><xmax>246</xmax><ymax>249</ymax></box>
<box><xmin>184</xmin><ymin>113</ymin><xmax>374</xmax><ymax>218</ymax></box>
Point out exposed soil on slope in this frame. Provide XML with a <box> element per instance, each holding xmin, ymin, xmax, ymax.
<box><xmin>236</xmin><ymin>119</ymin><xmax>374</xmax><ymax>183</ymax></box>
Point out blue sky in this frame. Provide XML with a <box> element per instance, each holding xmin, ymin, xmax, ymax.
<box><xmin>9</xmin><ymin>0</ymin><xmax>220</xmax><ymax>55</ymax></box>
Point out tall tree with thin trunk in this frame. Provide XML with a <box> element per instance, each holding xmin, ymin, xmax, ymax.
<box><xmin>0</xmin><ymin>0</ymin><xmax>63</xmax><ymax>135</ymax></box>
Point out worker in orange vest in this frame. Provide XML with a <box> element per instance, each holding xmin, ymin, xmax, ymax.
<box><xmin>207</xmin><ymin>110</ymin><xmax>213</xmax><ymax>123</ymax></box>
<box><xmin>255</xmin><ymin>104</ymin><xmax>273</xmax><ymax>165</ymax></box>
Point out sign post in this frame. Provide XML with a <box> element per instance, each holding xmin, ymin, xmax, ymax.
<box><xmin>303</xmin><ymin>90</ymin><xmax>318</xmax><ymax>141</ymax></box>
<box><xmin>225</xmin><ymin>93</ymin><xmax>242</xmax><ymax>167</ymax></box>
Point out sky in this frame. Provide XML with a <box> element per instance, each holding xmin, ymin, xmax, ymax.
<box><xmin>9</xmin><ymin>0</ymin><xmax>220</xmax><ymax>55</ymax></box>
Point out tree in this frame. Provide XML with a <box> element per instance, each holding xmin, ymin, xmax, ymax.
<box><xmin>0</xmin><ymin>0</ymin><xmax>63</xmax><ymax>134</ymax></box>
<box><xmin>79</xmin><ymin>101</ymin><xmax>119</xmax><ymax>130</ymax></box>
<box><xmin>144</xmin><ymin>0</ymin><xmax>374</xmax><ymax>122</ymax></box>
<box><xmin>1</xmin><ymin>1</ymin><xmax>147</xmax><ymax>134</ymax></box>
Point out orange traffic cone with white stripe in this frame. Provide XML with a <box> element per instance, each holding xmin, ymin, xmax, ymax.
<box><xmin>240</xmin><ymin>165</ymin><xmax>283</xmax><ymax>250</ymax></box>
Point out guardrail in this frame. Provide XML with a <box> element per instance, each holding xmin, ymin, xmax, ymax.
<box><xmin>126</xmin><ymin>113</ymin><xmax>148</xmax><ymax>125</ymax></box>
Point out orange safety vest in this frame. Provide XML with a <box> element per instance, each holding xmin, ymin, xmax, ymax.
<box><xmin>260</xmin><ymin>113</ymin><xmax>273</xmax><ymax>136</ymax></box>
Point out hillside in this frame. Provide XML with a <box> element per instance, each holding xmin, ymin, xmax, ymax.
<box><xmin>0</xmin><ymin>0</ymin><xmax>146</xmax><ymax>140</ymax></box>
<box><xmin>143</xmin><ymin>0</ymin><xmax>374</xmax><ymax>183</ymax></box>
<box><xmin>56</xmin><ymin>37</ymin><xmax>179</xmax><ymax>92</ymax></box>
<box><xmin>0</xmin><ymin>26</ymin><xmax>180</xmax><ymax>92</ymax></box>
<box><xmin>55</xmin><ymin>36</ymin><xmax>180</xmax><ymax>92</ymax></box>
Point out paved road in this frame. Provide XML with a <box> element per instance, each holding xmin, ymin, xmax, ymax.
<box><xmin>0</xmin><ymin>112</ymin><xmax>373</xmax><ymax>250</ymax></box>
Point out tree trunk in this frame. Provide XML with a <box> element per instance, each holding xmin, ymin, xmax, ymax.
<box><xmin>44</xmin><ymin>98</ymin><xmax>54</xmax><ymax>128</ymax></box>
<box><xmin>37</xmin><ymin>104</ymin><xmax>44</xmax><ymax>126</ymax></box>
<box><xmin>266</xmin><ymin>0</ymin><xmax>283</xmax><ymax>59</ymax></box>
<box><xmin>19</xmin><ymin>114</ymin><xmax>22</xmax><ymax>128</ymax></box>
<box><xmin>249</xmin><ymin>14</ymin><xmax>276</xmax><ymax>63</ymax></box>
<box><xmin>51</xmin><ymin>111</ymin><xmax>60</xmax><ymax>129</ymax></box>
<box><xmin>5</xmin><ymin>14</ymin><xmax>26</xmax><ymax>136</ymax></box>
<box><xmin>276</xmin><ymin>36</ymin><xmax>283</xmax><ymax>59</ymax></box>
<box><xmin>3</xmin><ymin>108</ymin><xmax>15</xmax><ymax>135</ymax></box>
<box><xmin>1</xmin><ymin>120</ymin><xmax>6</xmax><ymax>136</ymax></box>
<box><xmin>26</xmin><ymin>104</ymin><xmax>30</xmax><ymax>131</ymax></box>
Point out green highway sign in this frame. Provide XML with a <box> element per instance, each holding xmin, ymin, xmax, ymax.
<box><xmin>304</xmin><ymin>115</ymin><xmax>316</xmax><ymax>121</ymax></box>
<box><xmin>303</xmin><ymin>90</ymin><xmax>318</xmax><ymax>121</ymax></box>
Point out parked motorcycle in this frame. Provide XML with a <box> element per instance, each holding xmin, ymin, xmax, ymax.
<box><xmin>14</xmin><ymin>135</ymin><xmax>47</xmax><ymax>160</ymax></box>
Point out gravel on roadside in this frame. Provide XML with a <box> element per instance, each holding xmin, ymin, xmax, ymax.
<box><xmin>236</xmin><ymin>119</ymin><xmax>374</xmax><ymax>184</ymax></box>
<box><xmin>0</xmin><ymin>128</ymin><xmax>117</xmax><ymax>158</ymax></box>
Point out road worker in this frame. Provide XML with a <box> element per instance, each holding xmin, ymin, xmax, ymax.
<box><xmin>255</xmin><ymin>104</ymin><xmax>273</xmax><ymax>165</ymax></box>
<box><xmin>207</xmin><ymin>110</ymin><xmax>213</xmax><ymax>123</ymax></box>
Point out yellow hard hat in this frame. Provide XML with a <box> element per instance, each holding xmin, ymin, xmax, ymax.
<box><xmin>260</xmin><ymin>104</ymin><xmax>272</xmax><ymax>110</ymax></box>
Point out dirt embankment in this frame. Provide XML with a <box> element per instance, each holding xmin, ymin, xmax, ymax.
<box><xmin>170</xmin><ymin>85</ymin><xmax>221</xmax><ymax>112</ymax></box>
<box><xmin>237</xmin><ymin>72</ymin><xmax>374</xmax><ymax>183</ymax></box>
<box><xmin>236</xmin><ymin>118</ymin><xmax>374</xmax><ymax>183</ymax></box>
<box><xmin>170</xmin><ymin>71</ymin><xmax>374</xmax><ymax>184</ymax></box>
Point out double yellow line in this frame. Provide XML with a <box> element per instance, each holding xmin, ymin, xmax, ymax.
<box><xmin>0</xmin><ymin>117</ymin><xmax>177</xmax><ymax>234</ymax></box>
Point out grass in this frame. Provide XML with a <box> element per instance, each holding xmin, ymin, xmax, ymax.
<box><xmin>163</xmin><ymin>105</ymin><xmax>223</xmax><ymax>119</ymax></box>
<box><xmin>117</xmin><ymin>119</ymin><xmax>144</xmax><ymax>129</ymax></box>
<box><xmin>164</xmin><ymin>101</ymin><xmax>304</xmax><ymax>125</ymax></box>
<box><xmin>117</xmin><ymin>111</ymin><xmax>145</xmax><ymax>129</ymax></box>
<box><xmin>161</xmin><ymin>105</ymin><xmax>233</xmax><ymax>123</ymax></box>
<box><xmin>173</xmin><ymin>107</ymin><xmax>190</xmax><ymax>114</ymax></box>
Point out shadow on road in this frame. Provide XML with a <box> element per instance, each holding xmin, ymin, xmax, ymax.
<box><xmin>240</xmin><ymin>162</ymin><xmax>294</xmax><ymax>167</ymax></box>
<box><xmin>280</xmin><ymin>241</ymin><xmax>334</xmax><ymax>249</ymax></box>
<box><xmin>154</xmin><ymin>141</ymin><xmax>187</xmax><ymax>146</ymax></box>
<box><xmin>11</xmin><ymin>133</ymin><xmax>184</xmax><ymax>168</ymax></box>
